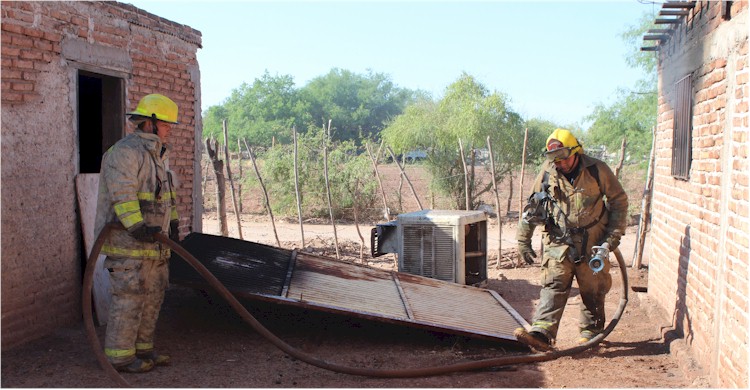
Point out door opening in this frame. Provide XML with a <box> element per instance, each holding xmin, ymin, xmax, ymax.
<box><xmin>78</xmin><ymin>71</ymin><xmax>124</xmax><ymax>173</ymax></box>
<box><xmin>76</xmin><ymin>70</ymin><xmax>124</xmax><ymax>282</ymax></box>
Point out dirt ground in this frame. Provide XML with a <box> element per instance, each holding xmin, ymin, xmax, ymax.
<box><xmin>1</xmin><ymin>214</ymin><xmax>710</xmax><ymax>388</ymax></box>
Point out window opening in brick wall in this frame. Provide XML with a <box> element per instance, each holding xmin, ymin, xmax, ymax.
<box><xmin>671</xmin><ymin>74</ymin><xmax>692</xmax><ymax>180</ymax></box>
<box><xmin>78</xmin><ymin>71</ymin><xmax>124</xmax><ymax>173</ymax></box>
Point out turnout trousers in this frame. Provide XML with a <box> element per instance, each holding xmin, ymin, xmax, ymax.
<box><xmin>529</xmin><ymin>254</ymin><xmax>612</xmax><ymax>342</ymax></box>
<box><xmin>103</xmin><ymin>256</ymin><xmax>169</xmax><ymax>365</ymax></box>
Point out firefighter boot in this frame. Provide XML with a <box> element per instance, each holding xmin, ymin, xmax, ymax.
<box><xmin>577</xmin><ymin>330</ymin><xmax>598</xmax><ymax>345</ymax></box>
<box><xmin>137</xmin><ymin>350</ymin><xmax>171</xmax><ymax>366</ymax></box>
<box><xmin>514</xmin><ymin>328</ymin><xmax>553</xmax><ymax>352</ymax></box>
<box><xmin>113</xmin><ymin>358</ymin><xmax>154</xmax><ymax>373</ymax></box>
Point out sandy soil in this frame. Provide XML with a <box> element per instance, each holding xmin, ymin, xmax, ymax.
<box><xmin>1</xmin><ymin>214</ymin><xmax>709</xmax><ymax>388</ymax></box>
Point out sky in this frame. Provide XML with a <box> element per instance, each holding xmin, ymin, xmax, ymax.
<box><xmin>127</xmin><ymin>0</ymin><xmax>661</xmax><ymax>127</ymax></box>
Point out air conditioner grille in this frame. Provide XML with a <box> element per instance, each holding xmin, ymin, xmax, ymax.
<box><xmin>402</xmin><ymin>225</ymin><xmax>455</xmax><ymax>281</ymax></box>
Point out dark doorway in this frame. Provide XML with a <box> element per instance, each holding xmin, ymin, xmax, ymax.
<box><xmin>78</xmin><ymin>71</ymin><xmax>124</xmax><ymax>173</ymax></box>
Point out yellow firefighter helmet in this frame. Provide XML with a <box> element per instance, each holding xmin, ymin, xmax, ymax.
<box><xmin>127</xmin><ymin>94</ymin><xmax>179</xmax><ymax>124</ymax></box>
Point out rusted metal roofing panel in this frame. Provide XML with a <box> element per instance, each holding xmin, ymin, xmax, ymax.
<box><xmin>286</xmin><ymin>253</ymin><xmax>408</xmax><ymax>318</ymax></box>
<box><xmin>396</xmin><ymin>273</ymin><xmax>526</xmax><ymax>341</ymax></box>
<box><xmin>171</xmin><ymin>233</ymin><xmax>529</xmax><ymax>347</ymax></box>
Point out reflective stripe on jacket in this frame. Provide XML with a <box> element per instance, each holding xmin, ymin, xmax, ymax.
<box><xmin>94</xmin><ymin>131</ymin><xmax>178</xmax><ymax>260</ymax></box>
<box><xmin>517</xmin><ymin>154</ymin><xmax>628</xmax><ymax>261</ymax></box>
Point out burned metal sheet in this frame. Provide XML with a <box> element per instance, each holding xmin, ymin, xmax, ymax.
<box><xmin>171</xmin><ymin>232</ymin><xmax>529</xmax><ymax>346</ymax></box>
<box><xmin>170</xmin><ymin>233</ymin><xmax>293</xmax><ymax>297</ymax></box>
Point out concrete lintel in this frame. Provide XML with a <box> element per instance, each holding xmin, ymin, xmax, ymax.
<box><xmin>61</xmin><ymin>38</ymin><xmax>132</xmax><ymax>75</ymax></box>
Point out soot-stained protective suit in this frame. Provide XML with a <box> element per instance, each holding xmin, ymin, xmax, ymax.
<box><xmin>94</xmin><ymin>130</ymin><xmax>178</xmax><ymax>366</ymax></box>
<box><xmin>516</xmin><ymin>153</ymin><xmax>628</xmax><ymax>342</ymax></box>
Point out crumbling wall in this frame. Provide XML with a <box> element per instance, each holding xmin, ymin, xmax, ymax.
<box><xmin>649</xmin><ymin>1</ymin><xmax>748</xmax><ymax>387</ymax></box>
<box><xmin>1</xmin><ymin>1</ymin><xmax>202</xmax><ymax>349</ymax></box>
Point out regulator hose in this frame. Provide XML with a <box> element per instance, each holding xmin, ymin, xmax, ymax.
<box><xmin>83</xmin><ymin>224</ymin><xmax>628</xmax><ymax>386</ymax></box>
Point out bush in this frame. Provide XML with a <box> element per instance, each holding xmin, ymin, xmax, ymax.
<box><xmin>260</xmin><ymin>126</ymin><xmax>380</xmax><ymax>221</ymax></box>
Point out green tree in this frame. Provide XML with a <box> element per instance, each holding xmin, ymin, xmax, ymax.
<box><xmin>202</xmin><ymin>71</ymin><xmax>309</xmax><ymax>149</ymax></box>
<box><xmin>299</xmin><ymin>68</ymin><xmax>417</xmax><ymax>144</ymax></box>
<box><xmin>382</xmin><ymin>73</ymin><xmax>524</xmax><ymax>210</ymax></box>
<box><xmin>622</xmin><ymin>13</ymin><xmax>658</xmax><ymax>82</ymax></box>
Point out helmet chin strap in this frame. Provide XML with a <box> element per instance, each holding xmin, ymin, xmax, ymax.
<box><xmin>151</xmin><ymin>113</ymin><xmax>159</xmax><ymax>135</ymax></box>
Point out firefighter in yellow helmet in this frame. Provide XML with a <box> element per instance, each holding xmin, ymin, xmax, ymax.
<box><xmin>514</xmin><ymin>128</ymin><xmax>628</xmax><ymax>352</ymax></box>
<box><xmin>94</xmin><ymin>93</ymin><xmax>180</xmax><ymax>373</ymax></box>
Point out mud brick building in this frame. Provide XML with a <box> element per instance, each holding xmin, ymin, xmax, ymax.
<box><xmin>643</xmin><ymin>1</ymin><xmax>748</xmax><ymax>387</ymax></box>
<box><xmin>1</xmin><ymin>1</ymin><xmax>203</xmax><ymax>348</ymax></box>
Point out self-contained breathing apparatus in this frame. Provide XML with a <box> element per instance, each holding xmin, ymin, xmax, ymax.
<box><xmin>521</xmin><ymin>166</ymin><xmax>607</xmax><ymax>268</ymax></box>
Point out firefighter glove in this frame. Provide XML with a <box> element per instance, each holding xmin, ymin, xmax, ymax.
<box><xmin>604</xmin><ymin>235</ymin><xmax>620</xmax><ymax>251</ymax></box>
<box><xmin>169</xmin><ymin>220</ymin><xmax>180</xmax><ymax>242</ymax></box>
<box><xmin>129</xmin><ymin>224</ymin><xmax>162</xmax><ymax>243</ymax></box>
<box><xmin>518</xmin><ymin>242</ymin><xmax>537</xmax><ymax>265</ymax></box>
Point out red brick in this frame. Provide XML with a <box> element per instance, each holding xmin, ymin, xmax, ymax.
<box><xmin>19</xmin><ymin>49</ymin><xmax>43</xmax><ymax>61</ymax></box>
<box><xmin>70</xmin><ymin>15</ymin><xmax>87</xmax><ymax>27</ymax></box>
<box><xmin>49</xmin><ymin>9</ymin><xmax>71</xmax><ymax>23</ymax></box>
<box><xmin>33</xmin><ymin>40</ymin><xmax>53</xmax><ymax>52</ymax></box>
<box><xmin>42</xmin><ymin>31</ymin><xmax>62</xmax><ymax>42</ymax></box>
<box><xmin>21</xmin><ymin>26</ymin><xmax>44</xmax><ymax>39</ymax></box>
<box><xmin>12</xmin><ymin>81</ymin><xmax>33</xmax><ymax>91</ymax></box>
<box><xmin>4</xmin><ymin>9</ymin><xmax>34</xmax><ymax>23</ymax></box>
<box><xmin>1</xmin><ymin>92</ymin><xmax>23</xmax><ymax>102</ymax></box>
<box><xmin>1</xmin><ymin>22</ymin><xmax>23</xmax><ymax>34</ymax></box>
<box><xmin>2</xmin><ymin>46</ymin><xmax>21</xmax><ymax>57</ymax></box>
<box><xmin>11</xmin><ymin>35</ymin><xmax>33</xmax><ymax>48</ymax></box>
<box><xmin>13</xmin><ymin>59</ymin><xmax>33</xmax><ymax>69</ymax></box>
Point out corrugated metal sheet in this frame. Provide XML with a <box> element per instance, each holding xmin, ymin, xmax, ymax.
<box><xmin>286</xmin><ymin>253</ymin><xmax>407</xmax><ymax>318</ymax></box>
<box><xmin>170</xmin><ymin>233</ymin><xmax>529</xmax><ymax>346</ymax></box>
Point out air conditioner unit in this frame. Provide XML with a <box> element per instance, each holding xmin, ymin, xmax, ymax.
<box><xmin>371</xmin><ymin>210</ymin><xmax>487</xmax><ymax>285</ymax></box>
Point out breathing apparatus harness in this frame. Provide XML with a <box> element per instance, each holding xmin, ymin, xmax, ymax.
<box><xmin>522</xmin><ymin>163</ymin><xmax>606</xmax><ymax>265</ymax></box>
<box><xmin>151</xmin><ymin>113</ymin><xmax>159</xmax><ymax>136</ymax></box>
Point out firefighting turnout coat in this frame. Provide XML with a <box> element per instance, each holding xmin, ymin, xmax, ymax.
<box><xmin>95</xmin><ymin>130</ymin><xmax>178</xmax><ymax>260</ymax></box>
<box><xmin>517</xmin><ymin>153</ymin><xmax>628</xmax><ymax>262</ymax></box>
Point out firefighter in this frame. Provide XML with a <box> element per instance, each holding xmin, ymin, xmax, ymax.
<box><xmin>514</xmin><ymin>128</ymin><xmax>628</xmax><ymax>352</ymax></box>
<box><xmin>94</xmin><ymin>93</ymin><xmax>181</xmax><ymax>373</ymax></box>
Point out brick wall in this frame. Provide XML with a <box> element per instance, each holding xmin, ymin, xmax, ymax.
<box><xmin>1</xmin><ymin>1</ymin><xmax>202</xmax><ymax>349</ymax></box>
<box><xmin>650</xmin><ymin>1</ymin><xmax>748</xmax><ymax>387</ymax></box>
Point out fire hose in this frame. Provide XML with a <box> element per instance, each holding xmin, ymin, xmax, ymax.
<box><xmin>83</xmin><ymin>224</ymin><xmax>628</xmax><ymax>387</ymax></box>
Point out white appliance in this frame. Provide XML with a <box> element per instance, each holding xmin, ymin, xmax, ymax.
<box><xmin>371</xmin><ymin>210</ymin><xmax>487</xmax><ymax>285</ymax></box>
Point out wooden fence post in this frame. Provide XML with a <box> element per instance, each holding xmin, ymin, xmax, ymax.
<box><xmin>633</xmin><ymin>128</ymin><xmax>656</xmax><ymax>269</ymax></box>
<box><xmin>366</xmin><ymin>140</ymin><xmax>390</xmax><ymax>221</ymax></box>
<box><xmin>242</xmin><ymin>139</ymin><xmax>281</xmax><ymax>248</ymax></box>
<box><xmin>387</xmin><ymin>146</ymin><xmax>423</xmax><ymax>210</ymax></box>
<box><xmin>351</xmin><ymin>179</ymin><xmax>366</xmax><ymax>261</ymax></box>
<box><xmin>615</xmin><ymin>137</ymin><xmax>627</xmax><ymax>178</ymax></box>
<box><xmin>486</xmin><ymin>136</ymin><xmax>503</xmax><ymax>269</ymax></box>
<box><xmin>518</xmin><ymin>127</ymin><xmax>529</xmax><ymax>223</ymax></box>
<box><xmin>201</xmin><ymin>148</ymin><xmax>209</xmax><ymax>201</ymax></box>
<box><xmin>458</xmin><ymin>138</ymin><xmax>470</xmax><ymax>210</ymax></box>
<box><xmin>323</xmin><ymin>120</ymin><xmax>340</xmax><ymax>259</ymax></box>
<box><xmin>222</xmin><ymin>120</ymin><xmax>242</xmax><ymax>239</ymax></box>
<box><xmin>206</xmin><ymin>137</ymin><xmax>228</xmax><ymax>236</ymax></box>
<box><xmin>293</xmin><ymin>126</ymin><xmax>305</xmax><ymax>247</ymax></box>
<box><xmin>237</xmin><ymin>139</ymin><xmax>243</xmax><ymax>213</ymax></box>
